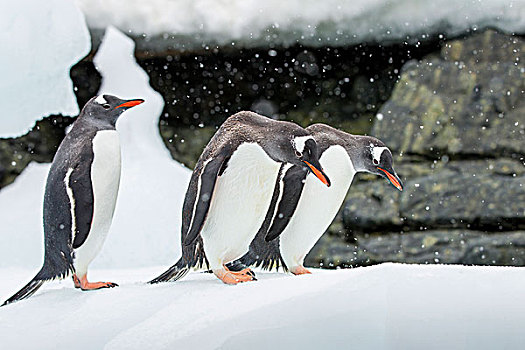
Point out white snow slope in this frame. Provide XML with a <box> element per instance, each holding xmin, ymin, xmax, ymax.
<box><xmin>1</xmin><ymin>264</ymin><xmax>525</xmax><ymax>349</ymax></box>
<box><xmin>0</xmin><ymin>0</ymin><xmax>90</xmax><ymax>137</ymax></box>
<box><xmin>77</xmin><ymin>0</ymin><xmax>525</xmax><ymax>47</ymax></box>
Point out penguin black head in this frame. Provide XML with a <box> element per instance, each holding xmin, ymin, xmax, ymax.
<box><xmin>357</xmin><ymin>137</ymin><xmax>403</xmax><ymax>191</ymax></box>
<box><xmin>81</xmin><ymin>94</ymin><xmax>145</xmax><ymax>126</ymax></box>
<box><xmin>289</xmin><ymin>135</ymin><xmax>331</xmax><ymax>187</ymax></box>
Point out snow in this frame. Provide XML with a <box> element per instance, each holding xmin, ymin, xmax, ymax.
<box><xmin>1</xmin><ymin>263</ymin><xmax>525</xmax><ymax>349</ymax></box>
<box><xmin>76</xmin><ymin>0</ymin><xmax>525</xmax><ymax>48</ymax></box>
<box><xmin>0</xmin><ymin>26</ymin><xmax>190</xmax><ymax>271</ymax></box>
<box><xmin>0</xmin><ymin>163</ymin><xmax>48</xmax><ymax>269</ymax></box>
<box><xmin>0</xmin><ymin>0</ymin><xmax>90</xmax><ymax>137</ymax></box>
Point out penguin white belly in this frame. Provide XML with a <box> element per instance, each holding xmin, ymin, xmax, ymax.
<box><xmin>201</xmin><ymin>143</ymin><xmax>281</xmax><ymax>269</ymax></box>
<box><xmin>74</xmin><ymin>130</ymin><xmax>121</xmax><ymax>275</ymax></box>
<box><xmin>280</xmin><ymin>146</ymin><xmax>355</xmax><ymax>268</ymax></box>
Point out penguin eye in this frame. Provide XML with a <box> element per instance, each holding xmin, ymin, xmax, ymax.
<box><xmin>102</xmin><ymin>104</ymin><xmax>111</xmax><ymax>110</ymax></box>
<box><xmin>305</xmin><ymin>147</ymin><xmax>311</xmax><ymax>156</ymax></box>
<box><xmin>373</xmin><ymin>158</ymin><xmax>379</xmax><ymax>165</ymax></box>
<box><xmin>295</xmin><ymin>150</ymin><xmax>302</xmax><ymax>158</ymax></box>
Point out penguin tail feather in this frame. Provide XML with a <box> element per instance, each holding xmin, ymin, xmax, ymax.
<box><xmin>149</xmin><ymin>259</ymin><xmax>189</xmax><ymax>284</ymax></box>
<box><xmin>2</xmin><ymin>277</ymin><xmax>45</xmax><ymax>307</ymax></box>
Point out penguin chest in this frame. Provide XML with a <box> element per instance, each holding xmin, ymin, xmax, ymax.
<box><xmin>201</xmin><ymin>143</ymin><xmax>281</xmax><ymax>265</ymax></box>
<box><xmin>280</xmin><ymin>146</ymin><xmax>355</xmax><ymax>266</ymax></box>
<box><xmin>74</xmin><ymin>130</ymin><xmax>121</xmax><ymax>272</ymax></box>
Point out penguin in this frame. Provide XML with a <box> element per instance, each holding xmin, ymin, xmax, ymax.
<box><xmin>149</xmin><ymin>111</ymin><xmax>331</xmax><ymax>285</ymax></box>
<box><xmin>233</xmin><ymin>123</ymin><xmax>403</xmax><ymax>275</ymax></box>
<box><xmin>2</xmin><ymin>94</ymin><xmax>144</xmax><ymax>306</ymax></box>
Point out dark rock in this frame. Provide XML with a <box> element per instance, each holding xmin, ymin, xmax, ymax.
<box><xmin>399</xmin><ymin>163</ymin><xmax>525</xmax><ymax>231</ymax></box>
<box><xmin>160</xmin><ymin>125</ymin><xmax>217</xmax><ymax>169</ymax></box>
<box><xmin>305</xmin><ymin>233</ymin><xmax>359</xmax><ymax>269</ymax></box>
<box><xmin>142</xmin><ymin>42</ymin><xmax>440</xmax><ymax>166</ymax></box>
<box><xmin>371</xmin><ymin>30</ymin><xmax>525</xmax><ymax>159</ymax></box>
<box><xmin>342</xmin><ymin>180</ymin><xmax>403</xmax><ymax>232</ymax></box>
<box><xmin>343</xmin><ymin>159</ymin><xmax>525</xmax><ymax>232</ymax></box>
<box><xmin>0</xmin><ymin>116</ymin><xmax>74</xmax><ymax>188</ymax></box>
<box><xmin>306</xmin><ymin>230</ymin><xmax>525</xmax><ymax>268</ymax></box>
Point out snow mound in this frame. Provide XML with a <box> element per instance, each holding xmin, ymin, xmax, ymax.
<box><xmin>77</xmin><ymin>0</ymin><xmax>525</xmax><ymax>48</ymax></box>
<box><xmin>0</xmin><ymin>0</ymin><xmax>90</xmax><ymax>137</ymax></box>
<box><xmin>1</xmin><ymin>263</ymin><xmax>525</xmax><ymax>349</ymax></box>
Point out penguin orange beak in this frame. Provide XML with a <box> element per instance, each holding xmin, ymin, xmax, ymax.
<box><xmin>114</xmin><ymin>99</ymin><xmax>145</xmax><ymax>109</ymax></box>
<box><xmin>303</xmin><ymin>161</ymin><xmax>331</xmax><ymax>187</ymax></box>
<box><xmin>377</xmin><ymin>167</ymin><xmax>403</xmax><ymax>191</ymax></box>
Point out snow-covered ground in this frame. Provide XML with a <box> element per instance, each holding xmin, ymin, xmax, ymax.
<box><xmin>1</xmin><ymin>263</ymin><xmax>525</xmax><ymax>349</ymax></box>
<box><xmin>77</xmin><ymin>0</ymin><xmax>525</xmax><ymax>48</ymax></box>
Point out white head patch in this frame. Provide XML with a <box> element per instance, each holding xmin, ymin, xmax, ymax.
<box><xmin>370</xmin><ymin>143</ymin><xmax>389</xmax><ymax>164</ymax></box>
<box><xmin>94</xmin><ymin>95</ymin><xmax>107</xmax><ymax>104</ymax></box>
<box><xmin>292</xmin><ymin>136</ymin><xmax>313</xmax><ymax>155</ymax></box>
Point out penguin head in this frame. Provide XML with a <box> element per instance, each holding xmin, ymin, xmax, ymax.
<box><xmin>289</xmin><ymin>135</ymin><xmax>331</xmax><ymax>187</ymax></box>
<box><xmin>82</xmin><ymin>94</ymin><xmax>145</xmax><ymax>125</ymax></box>
<box><xmin>357</xmin><ymin>137</ymin><xmax>403</xmax><ymax>191</ymax></box>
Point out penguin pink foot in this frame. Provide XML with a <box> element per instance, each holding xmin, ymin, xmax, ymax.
<box><xmin>73</xmin><ymin>274</ymin><xmax>118</xmax><ymax>290</ymax></box>
<box><xmin>230</xmin><ymin>267</ymin><xmax>257</xmax><ymax>281</ymax></box>
<box><xmin>214</xmin><ymin>266</ymin><xmax>256</xmax><ymax>285</ymax></box>
<box><xmin>290</xmin><ymin>266</ymin><xmax>312</xmax><ymax>275</ymax></box>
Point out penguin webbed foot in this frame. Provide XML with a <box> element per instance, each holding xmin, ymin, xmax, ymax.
<box><xmin>73</xmin><ymin>274</ymin><xmax>119</xmax><ymax>290</ymax></box>
<box><xmin>225</xmin><ymin>260</ymin><xmax>257</xmax><ymax>278</ymax></box>
<box><xmin>214</xmin><ymin>266</ymin><xmax>257</xmax><ymax>285</ymax></box>
<box><xmin>290</xmin><ymin>266</ymin><xmax>312</xmax><ymax>275</ymax></box>
<box><xmin>229</xmin><ymin>268</ymin><xmax>257</xmax><ymax>281</ymax></box>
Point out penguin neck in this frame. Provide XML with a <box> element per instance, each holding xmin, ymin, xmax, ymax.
<box><xmin>342</xmin><ymin>135</ymin><xmax>370</xmax><ymax>173</ymax></box>
<box><xmin>76</xmin><ymin>115</ymin><xmax>117</xmax><ymax>131</ymax></box>
<box><xmin>321</xmin><ymin>145</ymin><xmax>356</xmax><ymax>180</ymax></box>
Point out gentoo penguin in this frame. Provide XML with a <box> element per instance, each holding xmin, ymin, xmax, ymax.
<box><xmin>2</xmin><ymin>94</ymin><xmax>144</xmax><ymax>306</ymax></box>
<box><xmin>149</xmin><ymin>111</ymin><xmax>330</xmax><ymax>285</ymax></box>
<box><xmin>233</xmin><ymin>123</ymin><xmax>402</xmax><ymax>275</ymax></box>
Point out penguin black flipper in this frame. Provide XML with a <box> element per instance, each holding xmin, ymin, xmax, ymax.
<box><xmin>149</xmin><ymin>146</ymin><xmax>229</xmax><ymax>284</ymax></box>
<box><xmin>68</xmin><ymin>161</ymin><xmax>94</xmax><ymax>249</ymax></box>
<box><xmin>265</xmin><ymin>165</ymin><xmax>308</xmax><ymax>242</ymax></box>
<box><xmin>182</xmin><ymin>148</ymin><xmax>230</xmax><ymax>247</ymax></box>
<box><xmin>233</xmin><ymin>164</ymin><xmax>307</xmax><ymax>272</ymax></box>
